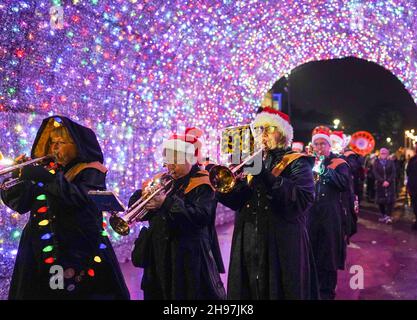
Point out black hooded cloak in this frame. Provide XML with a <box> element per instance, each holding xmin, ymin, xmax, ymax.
<box><xmin>1</xmin><ymin>115</ymin><xmax>130</xmax><ymax>300</ymax></box>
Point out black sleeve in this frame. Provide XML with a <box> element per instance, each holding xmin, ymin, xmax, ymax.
<box><xmin>43</xmin><ymin>168</ymin><xmax>106</xmax><ymax>209</ymax></box>
<box><xmin>322</xmin><ymin>163</ymin><xmax>351</xmax><ymax>192</ymax></box>
<box><xmin>0</xmin><ymin>180</ymin><xmax>35</xmax><ymax>214</ymax></box>
<box><xmin>128</xmin><ymin>189</ymin><xmax>142</xmax><ymax>207</ymax></box>
<box><xmin>347</xmin><ymin>155</ymin><xmax>364</xmax><ymax>180</ymax></box>
<box><xmin>263</xmin><ymin>157</ymin><xmax>315</xmax><ymax>221</ymax></box>
<box><xmin>215</xmin><ymin>179</ymin><xmax>253</xmax><ymax>211</ymax></box>
<box><xmin>161</xmin><ymin>184</ymin><xmax>217</xmax><ymax>231</ymax></box>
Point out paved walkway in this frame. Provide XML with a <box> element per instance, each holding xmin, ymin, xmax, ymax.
<box><xmin>121</xmin><ymin>195</ymin><xmax>417</xmax><ymax>300</ymax></box>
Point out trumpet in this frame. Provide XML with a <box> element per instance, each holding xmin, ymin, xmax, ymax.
<box><xmin>0</xmin><ymin>155</ymin><xmax>53</xmax><ymax>190</ymax></box>
<box><xmin>209</xmin><ymin>148</ymin><xmax>263</xmax><ymax>193</ymax></box>
<box><xmin>312</xmin><ymin>153</ymin><xmax>325</xmax><ymax>183</ymax></box>
<box><xmin>109</xmin><ymin>173</ymin><xmax>174</xmax><ymax>236</ymax></box>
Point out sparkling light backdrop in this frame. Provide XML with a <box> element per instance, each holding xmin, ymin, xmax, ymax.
<box><xmin>1</xmin><ymin>0</ymin><xmax>417</xmax><ymax>298</ymax></box>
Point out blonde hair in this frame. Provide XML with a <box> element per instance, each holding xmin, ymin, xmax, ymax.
<box><xmin>275</xmin><ymin>128</ymin><xmax>290</xmax><ymax>148</ymax></box>
<box><xmin>49</xmin><ymin>126</ymin><xmax>73</xmax><ymax>142</ymax></box>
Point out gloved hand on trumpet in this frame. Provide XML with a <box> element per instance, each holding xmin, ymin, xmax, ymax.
<box><xmin>312</xmin><ymin>154</ymin><xmax>326</xmax><ymax>177</ymax></box>
<box><xmin>143</xmin><ymin>188</ymin><xmax>168</xmax><ymax>212</ymax></box>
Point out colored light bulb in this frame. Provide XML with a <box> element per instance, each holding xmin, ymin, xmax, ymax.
<box><xmin>12</xmin><ymin>230</ymin><xmax>20</xmax><ymax>239</ymax></box>
<box><xmin>41</xmin><ymin>233</ymin><xmax>52</xmax><ymax>240</ymax></box>
<box><xmin>38</xmin><ymin>220</ymin><xmax>49</xmax><ymax>226</ymax></box>
<box><xmin>44</xmin><ymin>257</ymin><xmax>55</xmax><ymax>264</ymax></box>
<box><xmin>37</xmin><ymin>206</ymin><xmax>48</xmax><ymax>213</ymax></box>
<box><xmin>42</xmin><ymin>245</ymin><xmax>53</xmax><ymax>253</ymax></box>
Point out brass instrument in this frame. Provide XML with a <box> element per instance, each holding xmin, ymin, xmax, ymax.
<box><xmin>209</xmin><ymin>148</ymin><xmax>263</xmax><ymax>193</ymax></box>
<box><xmin>349</xmin><ymin>131</ymin><xmax>375</xmax><ymax>156</ymax></box>
<box><xmin>109</xmin><ymin>173</ymin><xmax>174</xmax><ymax>236</ymax></box>
<box><xmin>0</xmin><ymin>155</ymin><xmax>52</xmax><ymax>190</ymax></box>
<box><xmin>312</xmin><ymin>154</ymin><xmax>325</xmax><ymax>183</ymax></box>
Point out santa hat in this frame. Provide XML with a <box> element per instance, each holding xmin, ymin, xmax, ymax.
<box><xmin>252</xmin><ymin>107</ymin><xmax>293</xmax><ymax>145</ymax></box>
<box><xmin>162</xmin><ymin>127</ymin><xmax>203</xmax><ymax>164</ymax></box>
<box><xmin>330</xmin><ymin>130</ymin><xmax>344</xmax><ymax>146</ymax></box>
<box><xmin>291</xmin><ymin>141</ymin><xmax>304</xmax><ymax>152</ymax></box>
<box><xmin>312</xmin><ymin>126</ymin><xmax>331</xmax><ymax>145</ymax></box>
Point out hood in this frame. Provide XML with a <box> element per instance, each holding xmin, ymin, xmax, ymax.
<box><xmin>31</xmin><ymin>115</ymin><xmax>104</xmax><ymax>164</ymax></box>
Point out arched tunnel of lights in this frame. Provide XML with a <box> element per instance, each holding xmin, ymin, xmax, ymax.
<box><xmin>1</xmin><ymin>0</ymin><xmax>417</xmax><ymax>298</ymax></box>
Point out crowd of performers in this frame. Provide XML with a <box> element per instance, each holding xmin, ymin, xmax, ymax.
<box><xmin>1</xmin><ymin>106</ymin><xmax>381</xmax><ymax>300</ymax></box>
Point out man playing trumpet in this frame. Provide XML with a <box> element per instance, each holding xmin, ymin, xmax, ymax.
<box><xmin>1</xmin><ymin>116</ymin><xmax>129</xmax><ymax>300</ymax></box>
<box><xmin>308</xmin><ymin>126</ymin><xmax>351</xmax><ymax>300</ymax></box>
<box><xmin>216</xmin><ymin>107</ymin><xmax>319</xmax><ymax>300</ymax></box>
<box><xmin>129</xmin><ymin>127</ymin><xmax>226</xmax><ymax>300</ymax></box>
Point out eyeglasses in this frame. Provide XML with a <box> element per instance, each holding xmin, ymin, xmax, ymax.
<box><xmin>313</xmin><ymin>142</ymin><xmax>329</xmax><ymax>147</ymax></box>
<box><xmin>50</xmin><ymin>141</ymin><xmax>74</xmax><ymax>147</ymax></box>
<box><xmin>252</xmin><ymin>126</ymin><xmax>280</xmax><ymax>135</ymax></box>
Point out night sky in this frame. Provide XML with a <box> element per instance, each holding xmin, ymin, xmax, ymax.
<box><xmin>271</xmin><ymin>57</ymin><xmax>417</xmax><ymax>149</ymax></box>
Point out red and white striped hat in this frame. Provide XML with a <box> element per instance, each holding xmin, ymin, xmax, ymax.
<box><xmin>291</xmin><ymin>141</ymin><xmax>304</xmax><ymax>152</ymax></box>
<box><xmin>330</xmin><ymin>130</ymin><xmax>344</xmax><ymax>145</ymax></box>
<box><xmin>312</xmin><ymin>126</ymin><xmax>331</xmax><ymax>145</ymax></box>
<box><xmin>162</xmin><ymin>127</ymin><xmax>203</xmax><ymax>164</ymax></box>
<box><xmin>252</xmin><ymin>107</ymin><xmax>293</xmax><ymax>145</ymax></box>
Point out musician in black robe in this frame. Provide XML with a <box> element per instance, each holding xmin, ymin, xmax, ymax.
<box><xmin>308</xmin><ymin>126</ymin><xmax>351</xmax><ymax>300</ymax></box>
<box><xmin>1</xmin><ymin>115</ymin><xmax>130</xmax><ymax>300</ymax></box>
<box><xmin>130</xmin><ymin>128</ymin><xmax>226</xmax><ymax>300</ymax></box>
<box><xmin>217</xmin><ymin>107</ymin><xmax>319</xmax><ymax>300</ymax></box>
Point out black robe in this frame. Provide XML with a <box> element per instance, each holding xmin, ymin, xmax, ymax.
<box><xmin>1</xmin><ymin>116</ymin><xmax>130</xmax><ymax>300</ymax></box>
<box><xmin>217</xmin><ymin>148</ymin><xmax>319</xmax><ymax>300</ymax></box>
<box><xmin>343</xmin><ymin>150</ymin><xmax>364</xmax><ymax>202</ymax></box>
<box><xmin>130</xmin><ymin>165</ymin><xmax>226</xmax><ymax>300</ymax></box>
<box><xmin>407</xmin><ymin>155</ymin><xmax>417</xmax><ymax>196</ymax></box>
<box><xmin>339</xmin><ymin>155</ymin><xmax>358</xmax><ymax>239</ymax></box>
<box><xmin>308</xmin><ymin>153</ymin><xmax>350</xmax><ymax>272</ymax></box>
<box><xmin>373</xmin><ymin>158</ymin><xmax>396</xmax><ymax>205</ymax></box>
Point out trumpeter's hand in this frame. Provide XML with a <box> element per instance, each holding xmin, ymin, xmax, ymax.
<box><xmin>144</xmin><ymin>190</ymin><xmax>167</xmax><ymax>211</ymax></box>
<box><xmin>312</xmin><ymin>156</ymin><xmax>326</xmax><ymax>176</ymax></box>
<box><xmin>15</xmin><ymin>154</ymin><xmax>31</xmax><ymax>164</ymax></box>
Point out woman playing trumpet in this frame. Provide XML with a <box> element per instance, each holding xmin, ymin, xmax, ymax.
<box><xmin>130</xmin><ymin>128</ymin><xmax>226</xmax><ymax>300</ymax></box>
<box><xmin>1</xmin><ymin>116</ymin><xmax>129</xmax><ymax>300</ymax></box>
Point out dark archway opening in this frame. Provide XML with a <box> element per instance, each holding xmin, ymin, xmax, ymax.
<box><xmin>270</xmin><ymin>56</ymin><xmax>417</xmax><ymax>150</ymax></box>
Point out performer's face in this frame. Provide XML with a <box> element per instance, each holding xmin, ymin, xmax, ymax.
<box><xmin>49</xmin><ymin>131</ymin><xmax>77</xmax><ymax>166</ymax></box>
<box><xmin>313</xmin><ymin>138</ymin><xmax>331</xmax><ymax>157</ymax></box>
<box><xmin>164</xmin><ymin>150</ymin><xmax>193</xmax><ymax>179</ymax></box>
<box><xmin>260</xmin><ymin>126</ymin><xmax>284</xmax><ymax>151</ymax></box>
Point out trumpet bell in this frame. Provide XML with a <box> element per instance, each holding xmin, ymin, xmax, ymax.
<box><xmin>209</xmin><ymin>165</ymin><xmax>236</xmax><ymax>193</ymax></box>
<box><xmin>109</xmin><ymin>215</ymin><xmax>130</xmax><ymax>236</ymax></box>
